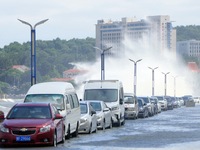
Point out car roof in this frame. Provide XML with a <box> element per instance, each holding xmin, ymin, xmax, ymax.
<box><xmin>14</xmin><ymin>102</ymin><xmax>50</xmax><ymax>107</ymax></box>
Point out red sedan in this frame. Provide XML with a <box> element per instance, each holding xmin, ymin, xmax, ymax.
<box><xmin>0</xmin><ymin>103</ymin><xmax>65</xmax><ymax>147</ymax></box>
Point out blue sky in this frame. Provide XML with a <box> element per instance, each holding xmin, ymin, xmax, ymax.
<box><xmin>0</xmin><ymin>0</ymin><xmax>200</xmax><ymax>48</ymax></box>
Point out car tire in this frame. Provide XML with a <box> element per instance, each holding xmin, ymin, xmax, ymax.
<box><xmin>102</xmin><ymin>121</ymin><xmax>106</xmax><ymax>130</ymax></box>
<box><xmin>66</xmin><ymin>125</ymin><xmax>70</xmax><ymax>139</ymax></box>
<box><xmin>72</xmin><ymin>123</ymin><xmax>79</xmax><ymax>137</ymax></box>
<box><xmin>109</xmin><ymin>119</ymin><xmax>113</xmax><ymax>129</ymax></box>
<box><xmin>88</xmin><ymin>123</ymin><xmax>92</xmax><ymax>134</ymax></box>
<box><xmin>61</xmin><ymin>128</ymin><xmax>65</xmax><ymax>143</ymax></box>
<box><xmin>53</xmin><ymin>131</ymin><xmax>57</xmax><ymax>147</ymax></box>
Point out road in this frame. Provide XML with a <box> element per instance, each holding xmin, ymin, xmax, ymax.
<box><xmin>1</xmin><ymin>100</ymin><xmax>200</xmax><ymax>150</ymax></box>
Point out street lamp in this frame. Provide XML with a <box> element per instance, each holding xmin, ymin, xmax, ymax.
<box><xmin>162</xmin><ymin>72</ymin><xmax>170</xmax><ymax>96</ymax></box>
<box><xmin>148</xmin><ymin>66</ymin><xmax>159</xmax><ymax>96</ymax></box>
<box><xmin>172</xmin><ymin>75</ymin><xmax>178</xmax><ymax>97</ymax></box>
<box><xmin>93</xmin><ymin>46</ymin><xmax>112</xmax><ymax>80</ymax></box>
<box><xmin>18</xmin><ymin>19</ymin><xmax>48</xmax><ymax>86</ymax></box>
<box><xmin>129</xmin><ymin>59</ymin><xmax>142</xmax><ymax>96</ymax></box>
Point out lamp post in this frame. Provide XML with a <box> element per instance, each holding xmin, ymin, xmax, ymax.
<box><xmin>148</xmin><ymin>67</ymin><xmax>158</xmax><ymax>96</ymax></box>
<box><xmin>162</xmin><ymin>72</ymin><xmax>170</xmax><ymax>96</ymax></box>
<box><xmin>129</xmin><ymin>59</ymin><xmax>142</xmax><ymax>96</ymax></box>
<box><xmin>172</xmin><ymin>75</ymin><xmax>178</xmax><ymax>97</ymax></box>
<box><xmin>93</xmin><ymin>46</ymin><xmax>112</xmax><ymax>80</ymax></box>
<box><xmin>18</xmin><ymin>19</ymin><xmax>48</xmax><ymax>86</ymax></box>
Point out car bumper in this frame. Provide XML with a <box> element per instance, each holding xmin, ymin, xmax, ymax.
<box><xmin>78</xmin><ymin>121</ymin><xmax>90</xmax><ymax>133</ymax></box>
<box><xmin>0</xmin><ymin>130</ymin><xmax>54</xmax><ymax>146</ymax></box>
<box><xmin>125</xmin><ymin>111</ymin><xmax>137</xmax><ymax>118</ymax></box>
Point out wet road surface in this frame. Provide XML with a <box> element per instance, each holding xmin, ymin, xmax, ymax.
<box><xmin>1</xmin><ymin>100</ymin><xmax>200</xmax><ymax>150</ymax></box>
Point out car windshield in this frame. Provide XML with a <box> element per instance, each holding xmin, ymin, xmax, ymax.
<box><xmin>84</xmin><ymin>89</ymin><xmax>118</xmax><ymax>102</ymax></box>
<box><xmin>138</xmin><ymin>99</ymin><xmax>143</xmax><ymax>107</ymax></box>
<box><xmin>7</xmin><ymin>106</ymin><xmax>51</xmax><ymax>119</ymax></box>
<box><xmin>90</xmin><ymin>102</ymin><xmax>102</xmax><ymax>111</ymax></box>
<box><xmin>24</xmin><ymin>94</ymin><xmax>65</xmax><ymax>110</ymax></box>
<box><xmin>124</xmin><ymin>96</ymin><xmax>135</xmax><ymax>104</ymax></box>
<box><xmin>80</xmin><ymin>103</ymin><xmax>88</xmax><ymax>114</ymax></box>
<box><xmin>155</xmin><ymin>96</ymin><xmax>164</xmax><ymax>100</ymax></box>
<box><xmin>139</xmin><ymin>97</ymin><xmax>149</xmax><ymax>103</ymax></box>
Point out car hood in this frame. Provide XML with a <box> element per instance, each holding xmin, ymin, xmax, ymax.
<box><xmin>81</xmin><ymin>114</ymin><xmax>89</xmax><ymax>118</ymax></box>
<box><xmin>3</xmin><ymin>119</ymin><xmax>52</xmax><ymax>128</ymax></box>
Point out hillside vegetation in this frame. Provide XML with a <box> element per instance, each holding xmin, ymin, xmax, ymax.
<box><xmin>0</xmin><ymin>25</ymin><xmax>199</xmax><ymax>96</ymax></box>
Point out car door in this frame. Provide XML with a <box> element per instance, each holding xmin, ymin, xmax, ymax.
<box><xmin>52</xmin><ymin>105</ymin><xmax>63</xmax><ymax>142</ymax></box>
<box><xmin>102</xmin><ymin>102</ymin><xmax>111</xmax><ymax>127</ymax></box>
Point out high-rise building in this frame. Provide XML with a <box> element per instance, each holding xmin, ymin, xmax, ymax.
<box><xmin>95</xmin><ymin>15</ymin><xmax>176</xmax><ymax>57</ymax></box>
<box><xmin>177</xmin><ymin>39</ymin><xmax>200</xmax><ymax>57</ymax></box>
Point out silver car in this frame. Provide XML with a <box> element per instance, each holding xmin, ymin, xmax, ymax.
<box><xmin>154</xmin><ymin>96</ymin><xmax>168</xmax><ymax>111</ymax></box>
<box><xmin>79</xmin><ymin>101</ymin><xmax>97</xmax><ymax>134</ymax></box>
<box><xmin>124</xmin><ymin>93</ymin><xmax>139</xmax><ymax>119</ymax></box>
<box><xmin>89</xmin><ymin>100</ymin><xmax>112</xmax><ymax>130</ymax></box>
<box><xmin>138</xmin><ymin>96</ymin><xmax>154</xmax><ymax>116</ymax></box>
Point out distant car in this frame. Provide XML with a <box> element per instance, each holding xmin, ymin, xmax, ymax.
<box><xmin>182</xmin><ymin>95</ymin><xmax>193</xmax><ymax>105</ymax></box>
<box><xmin>124</xmin><ymin>93</ymin><xmax>139</xmax><ymax>119</ymax></box>
<box><xmin>154</xmin><ymin>96</ymin><xmax>168</xmax><ymax>111</ymax></box>
<box><xmin>137</xmin><ymin>98</ymin><xmax>149</xmax><ymax>118</ymax></box>
<box><xmin>170</xmin><ymin>97</ymin><xmax>178</xmax><ymax>108</ymax></box>
<box><xmin>0</xmin><ymin>103</ymin><xmax>65</xmax><ymax>147</ymax></box>
<box><xmin>138</xmin><ymin>96</ymin><xmax>154</xmax><ymax>116</ymax></box>
<box><xmin>185</xmin><ymin>97</ymin><xmax>195</xmax><ymax>107</ymax></box>
<box><xmin>79</xmin><ymin>101</ymin><xmax>97</xmax><ymax>134</ymax></box>
<box><xmin>89</xmin><ymin>100</ymin><xmax>112</xmax><ymax>130</ymax></box>
<box><xmin>150</xmin><ymin>97</ymin><xmax>161</xmax><ymax>113</ymax></box>
<box><xmin>164</xmin><ymin>96</ymin><xmax>173</xmax><ymax>110</ymax></box>
<box><xmin>193</xmin><ymin>96</ymin><xmax>200</xmax><ymax>103</ymax></box>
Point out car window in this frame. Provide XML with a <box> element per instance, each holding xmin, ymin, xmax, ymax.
<box><xmin>90</xmin><ymin>102</ymin><xmax>102</xmax><ymax>111</ymax></box>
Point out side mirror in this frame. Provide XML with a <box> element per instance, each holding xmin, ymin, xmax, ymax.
<box><xmin>0</xmin><ymin>111</ymin><xmax>4</xmax><ymax>119</ymax></box>
<box><xmin>55</xmin><ymin>114</ymin><xmax>63</xmax><ymax>119</ymax></box>
<box><xmin>103</xmin><ymin>108</ymin><xmax>110</xmax><ymax>112</ymax></box>
<box><xmin>120</xmin><ymin>98</ymin><xmax>123</xmax><ymax>105</ymax></box>
<box><xmin>91</xmin><ymin>110</ymin><xmax>96</xmax><ymax>116</ymax></box>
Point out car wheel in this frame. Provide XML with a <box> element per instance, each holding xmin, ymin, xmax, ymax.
<box><xmin>61</xmin><ymin>128</ymin><xmax>65</xmax><ymax>143</ymax></box>
<box><xmin>88</xmin><ymin>123</ymin><xmax>92</xmax><ymax>134</ymax></box>
<box><xmin>122</xmin><ymin>117</ymin><xmax>125</xmax><ymax>125</ymax></box>
<box><xmin>65</xmin><ymin>125</ymin><xmax>70</xmax><ymax>139</ymax></box>
<box><xmin>53</xmin><ymin>131</ymin><xmax>57</xmax><ymax>147</ymax></box>
<box><xmin>102</xmin><ymin>121</ymin><xmax>106</xmax><ymax>130</ymax></box>
<box><xmin>143</xmin><ymin>113</ymin><xmax>145</xmax><ymax>118</ymax></box>
<box><xmin>109</xmin><ymin>119</ymin><xmax>113</xmax><ymax>129</ymax></box>
<box><xmin>72</xmin><ymin>123</ymin><xmax>79</xmax><ymax>137</ymax></box>
<box><xmin>117</xmin><ymin>118</ymin><xmax>121</xmax><ymax>127</ymax></box>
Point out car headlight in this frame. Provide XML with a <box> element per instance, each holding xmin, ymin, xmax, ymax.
<box><xmin>97</xmin><ymin>115</ymin><xmax>103</xmax><ymax>120</ymax></box>
<box><xmin>112</xmin><ymin>106</ymin><xmax>119</xmax><ymax>111</ymax></box>
<box><xmin>40</xmin><ymin>125</ymin><xmax>51</xmax><ymax>133</ymax></box>
<box><xmin>0</xmin><ymin>125</ymin><xmax>9</xmax><ymax>133</ymax></box>
<box><xmin>80</xmin><ymin>118</ymin><xmax>87</xmax><ymax>123</ymax></box>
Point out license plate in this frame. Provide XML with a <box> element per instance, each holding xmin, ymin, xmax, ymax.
<box><xmin>16</xmin><ymin>136</ymin><xmax>31</xmax><ymax>142</ymax></box>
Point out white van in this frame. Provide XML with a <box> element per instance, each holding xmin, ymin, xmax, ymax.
<box><xmin>24</xmin><ymin>82</ymin><xmax>80</xmax><ymax>139</ymax></box>
<box><xmin>83</xmin><ymin>80</ymin><xmax>125</xmax><ymax>127</ymax></box>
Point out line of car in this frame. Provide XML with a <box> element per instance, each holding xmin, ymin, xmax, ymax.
<box><xmin>123</xmin><ymin>94</ymin><xmax>189</xmax><ymax>120</ymax></box>
<box><xmin>0</xmin><ymin>81</ymin><xmax>196</xmax><ymax>147</ymax></box>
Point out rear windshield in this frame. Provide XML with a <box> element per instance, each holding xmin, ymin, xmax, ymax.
<box><xmin>124</xmin><ymin>96</ymin><xmax>135</xmax><ymax>104</ymax></box>
<box><xmin>84</xmin><ymin>89</ymin><xmax>118</xmax><ymax>102</ymax></box>
<box><xmin>24</xmin><ymin>94</ymin><xmax>64</xmax><ymax>110</ymax></box>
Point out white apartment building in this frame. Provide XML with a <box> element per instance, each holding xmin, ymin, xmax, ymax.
<box><xmin>177</xmin><ymin>39</ymin><xmax>200</xmax><ymax>57</ymax></box>
<box><xmin>95</xmin><ymin>15</ymin><xmax>176</xmax><ymax>57</ymax></box>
